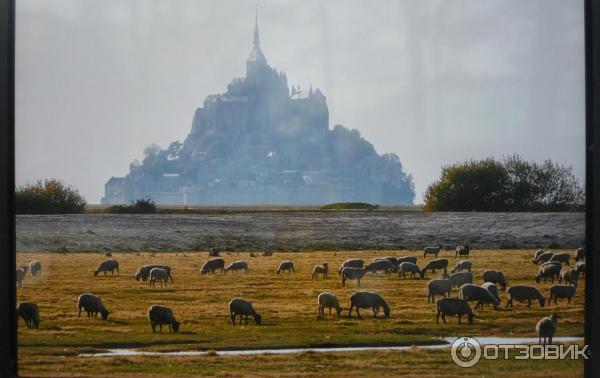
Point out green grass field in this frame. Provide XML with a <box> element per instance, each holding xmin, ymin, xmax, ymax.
<box><xmin>16</xmin><ymin>249</ymin><xmax>585</xmax><ymax>376</ymax></box>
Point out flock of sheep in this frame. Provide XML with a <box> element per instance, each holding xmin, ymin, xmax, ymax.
<box><xmin>16</xmin><ymin>246</ymin><xmax>585</xmax><ymax>346</ymax></box>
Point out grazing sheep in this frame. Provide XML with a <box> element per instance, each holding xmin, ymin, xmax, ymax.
<box><xmin>423</xmin><ymin>245</ymin><xmax>442</xmax><ymax>258</ymax></box>
<box><xmin>338</xmin><ymin>259</ymin><xmax>364</xmax><ymax>275</ymax></box>
<box><xmin>550</xmin><ymin>252</ymin><xmax>571</xmax><ymax>266</ymax></box>
<box><xmin>29</xmin><ymin>261</ymin><xmax>41</xmax><ymax>276</ymax></box>
<box><xmin>536</xmin><ymin>314</ymin><xmax>558</xmax><ymax>345</ymax></box>
<box><xmin>225</xmin><ymin>260</ymin><xmax>249</xmax><ymax>273</ymax></box>
<box><xmin>208</xmin><ymin>247</ymin><xmax>220</xmax><ymax>257</ymax></box>
<box><xmin>200</xmin><ymin>258</ymin><xmax>225</xmax><ymax>274</ymax></box>
<box><xmin>317</xmin><ymin>292</ymin><xmax>341</xmax><ymax>316</ymax></box>
<box><xmin>149</xmin><ymin>267</ymin><xmax>169</xmax><ymax>287</ymax></box>
<box><xmin>420</xmin><ymin>258</ymin><xmax>449</xmax><ymax>278</ymax></box>
<box><xmin>548</xmin><ymin>283</ymin><xmax>577</xmax><ymax>305</ymax></box>
<box><xmin>533</xmin><ymin>249</ymin><xmax>545</xmax><ymax>262</ymax></box>
<box><xmin>506</xmin><ymin>285</ymin><xmax>545</xmax><ymax>308</ymax></box>
<box><xmin>436</xmin><ymin>298</ymin><xmax>473</xmax><ymax>324</ymax></box>
<box><xmin>365</xmin><ymin>259</ymin><xmax>396</xmax><ymax>275</ymax></box>
<box><xmin>276</xmin><ymin>260</ymin><xmax>295</xmax><ymax>274</ymax></box>
<box><xmin>397</xmin><ymin>256</ymin><xmax>418</xmax><ymax>265</ymax></box>
<box><xmin>575</xmin><ymin>261</ymin><xmax>586</xmax><ymax>279</ymax></box>
<box><xmin>148</xmin><ymin>305</ymin><xmax>180</xmax><ymax>333</ymax></box>
<box><xmin>481</xmin><ymin>282</ymin><xmax>501</xmax><ymax>305</ymax></box>
<box><xmin>135</xmin><ymin>265</ymin><xmax>173</xmax><ymax>282</ymax></box>
<box><xmin>451</xmin><ymin>260</ymin><xmax>472</xmax><ymax>273</ymax></box>
<box><xmin>455</xmin><ymin>245</ymin><xmax>470</xmax><ymax>259</ymax></box>
<box><xmin>341</xmin><ymin>267</ymin><xmax>367</xmax><ymax>287</ymax></box>
<box><xmin>533</xmin><ymin>251</ymin><xmax>554</xmax><ymax>265</ymax></box>
<box><xmin>459</xmin><ymin>284</ymin><xmax>500</xmax><ymax>310</ymax></box>
<box><xmin>249</xmin><ymin>252</ymin><xmax>258</xmax><ymax>257</ymax></box>
<box><xmin>559</xmin><ymin>267</ymin><xmax>579</xmax><ymax>284</ymax></box>
<box><xmin>398</xmin><ymin>262</ymin><xmax>421</xmax><ymax>278</ymax></box>
<box><xmin>77</xmin><ymin>293</ymin><xmax>109</xmax><ymax>320</ymax></box>
<box><xmin>229</xmin><ymin>298</ymin><xmax>261</xmax><ymax>325</ymax></box>
<box><xmin>312</xmin><ymin>263</ymin><xmax>328</xmax><ymax>279</ymax></box>
<box><xmin>575</xmin><ymin>247</ymin><xmax>585</xmax><ymax>262</ymax></box>
<box><xmin>447</xmin><ymin>272</ymin><xmax>473</xmax><ymax>288</ymax></box>
<box><xmin>105</xmin><ymin>252</ymin><xmax>112</xmax><ymax>257</ymax></box>
<box><xmin>374</xmin><ymin>256</ymin><xmax>399</xmax><ymax>266</ymax></box>
<box><xmin>427</xmin><ymin>279</ymin><xmax>453</xmax><ymax>303</ymax></box>
<box><xmin>17</xmin><ymin>302</ymin><xmax>39</xmax><ymax>329</ymax></box>
<box><xmin>94</xmin><ymin>259</ymin><xmax>119</xmax><ymax>276</ymax></box>
<box><xmin>262</xmin><ymin>250</ymin><xmax>273</xmax><ymax>256</ymax></box>
<box><xmin>348</xmin><ymin>291</ymin><xmax>390</xmax><ymax>319</ymax></box>
<box><xmin>16</xmin><ymin>266</ymin><xmax>28</xmax><ymax>288</ymax></box>
<box><xmin>482</xmin><ymin>270</ymin><xmax>507</xmax><ymax>290</ymax></box>
<box><xmin>535</xmin><ymin>263</ymin><xmax>561</xmax><ymax>283</ymax></box>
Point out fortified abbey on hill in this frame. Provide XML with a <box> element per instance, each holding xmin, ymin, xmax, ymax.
<box><xmin>102</xmin><ymin>16</ymin><xmax>415</xmax><ymax>205</ymax></box>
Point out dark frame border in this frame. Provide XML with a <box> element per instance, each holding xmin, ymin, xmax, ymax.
<box><xmin>0</xmin><ymin>1</ymin><xmax>597</xmax><ymax>377</ymax></box>
<box><xmin>0</xmin><ymin>0</ymin><xmax>16</xmax><ymax>376</ymax></box>
<box><xmin>585</xmin><ymin>0</ymin><xmax>600</xmax><ymax>376</ymax></box>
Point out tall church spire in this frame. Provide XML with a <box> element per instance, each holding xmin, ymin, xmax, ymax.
<box><xmin>253</xmin><ymin>6</ymin><xmax>260</xmax><ymax>47</ymax></box>
<box><xmin>247</xmin><ymin>6</ymin><xmax>267</xmax><ymax>75</ymax></box>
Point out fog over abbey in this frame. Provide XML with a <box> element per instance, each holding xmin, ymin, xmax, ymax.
<box><xmin>102</xmin><ymin>15</ymin><xmax>415</xmax><ymax>205</ymax></box>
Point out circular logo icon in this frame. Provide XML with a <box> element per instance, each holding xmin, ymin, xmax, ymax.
<box><xmin>451</xmin><ymin>337</ymin><xmax>481</xmax><ymax>368</ymax></box>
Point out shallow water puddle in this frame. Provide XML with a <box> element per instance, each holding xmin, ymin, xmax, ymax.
<box><xmin>80</xmin><ymin>336</ymin><xmax>583</xmax><ymax>357</ymax></box>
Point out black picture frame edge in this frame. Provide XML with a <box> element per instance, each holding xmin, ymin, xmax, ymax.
<box><xmin>0</xmin><ymin>0</ymin><xmax>16</xmax><ymax>376</ymax></box>
<box><xmin>0</xmin><ymin>1</ymin><xmax>597</xmax><ymax>377</ymax></box>
<box><xmin>585</xmin><ymin>0</ymin><xmax>600</xmax><ymax>376</ymax></box>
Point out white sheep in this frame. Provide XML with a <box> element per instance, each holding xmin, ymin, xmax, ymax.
<box><xmin>317</xmin><ymin>292</ymin><xmax>341</xmax><ymax>316</ymax></box>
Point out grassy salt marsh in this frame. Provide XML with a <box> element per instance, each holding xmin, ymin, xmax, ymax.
<box><xmin>17</xmin><ymin>249</ymin><xmax>584</xmax><ymax>376</ymax></box>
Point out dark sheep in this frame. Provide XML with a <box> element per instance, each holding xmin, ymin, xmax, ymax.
<box><xmin>506</xmin><ymin>285</ymin><xmax>545</xmax><ymax>308</ymax></box>
<box><xmin>436</xmin><ymin>298</ymin><xmax>473</xmax><ymax>324</ymax></box>
<box><xmin>548</xmin><ymin>283</ymin><xmax>577</xmax><ymax>305</ymax></box>
<box><xmin>276</xmin><ymin>260</ymin><xmax>295</xmax><ymax>274</ymax></box>
<box><xmin>348</xmin><ymin>291</ymin><xmax>390</xmax><ymax>319</ymax></box>
<box><xmin>94</xmin><ymin>259</ymin><xmax>119</xmax><ymax>276</ymax></box>
<box><xmin>148</xmin><ymin>305</ymin><xmax>180</xmax><ymax>332</ymax></box>
<box><xmin>17</xmin><ymin>302</ymin><xmax>40</xmax><ymax>329</ymax></box>
<box><xmin>77</xmin><ymin>293</ymin><xmax>109</xmax><ymax>320</ymax></box>
<box><xmin>459</xmin><ymin>284</ymin><xmax>500</xmax><ymax>310</ymax></box>
<box><xmin>423</xmin><ymin>245</ymin><xmax>442</xmax><ymax>258</ymax></box>
<box><xmin>482</xmin><ymin>270</ymin><xmax>507</xmax><ymax>290</ymax></box>
<box><xmin>536</xmin><ymin>314</ymin><xmax>558</xmax><ymax>345</ymax></box>
<box><xmin>420</xmin><ymin>258</ymin><xmax>449</xmax><ymax>278</ymax></box>
<box><xmin>200</xmin><ymin>258</ymin><xmax>225</xmax><ymax>274</ymax></box>
<box><xmin>455</xmin><ymin>245</ymin><xmax>470</xmax><ymax>259</ymax></box>
<box><xmin>365</xmin><ymin>259</ymin><xmax>396</xmax><ymax>275</ymax></box>
<box><xmin>535</xmin><ymin>263</ymin><xmax>561</xmax><ymax>283</ymax></box>
<box><xmin>533</xmin><ymin>251</ymin><xmax>554</xmax><ymax>265</ymax></box>
<box><xmin>229</xmin><ymin>298</ymin><xmax>261</xmax><ymax>325</ymax></box>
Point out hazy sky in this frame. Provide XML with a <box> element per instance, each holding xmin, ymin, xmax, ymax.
<box><xmin>16</xmin><ymin>0</ymin><xmax>585</xmax><ymax>204</ymax></box>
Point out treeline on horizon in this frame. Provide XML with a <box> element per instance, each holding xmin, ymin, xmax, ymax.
<box><xmin>15</xmin><ymin>155</ymin><xmax>584</xmax><ymax>214</ymax></box>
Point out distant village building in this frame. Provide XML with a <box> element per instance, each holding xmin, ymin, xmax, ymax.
<box><xmin>102</xmin><ymin>13</ymin><xmax>415</xmax><ymax>205</ymax></box>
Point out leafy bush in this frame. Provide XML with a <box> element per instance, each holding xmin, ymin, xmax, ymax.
<box><xmin>424</xmin><ymin>156</ymin><xmax>584</xmax><ymax>212</ymax></box>
<box><xmin>108</xmin><ymin>198</ymin><xmax>157</xmax><ymax>214</ymax></box>
<box><xmin>321</xmin><ymin>202</ymin><xmax>379</xmax><ymax>210</ymax></box>
<box><xmin>16</xmin><ymin>179</ymin><xmax>86</xmax><ymax>214</ymax></box>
